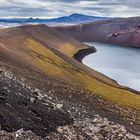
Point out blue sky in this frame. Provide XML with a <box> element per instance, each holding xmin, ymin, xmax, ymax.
<box><xmin>0</xmin><ymin>0</ymin><xmax>140</xmax><ymax>18</ymax></box>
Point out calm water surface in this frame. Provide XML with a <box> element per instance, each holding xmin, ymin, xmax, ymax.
<box><xmin>83</xmin><ymin>42</ymin><xmax>140</xmax><ymax>91</ymax></box>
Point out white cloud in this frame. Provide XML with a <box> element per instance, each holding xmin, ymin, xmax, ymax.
<box><xmin>0</xmin><ymin>0</ymin><xmax>140</xmax><ymax>18</ymax></box>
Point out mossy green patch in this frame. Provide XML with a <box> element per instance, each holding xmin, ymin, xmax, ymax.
<box><xmin>24</xmin><ymin>38</ymin><xmax>77</xmax><ymax>79</ymax></box>
<box><xmin>60</xmin><ymin>43</ymin><xmax>87</xmax><ymax>57</ymax></box>
<box><xmin>24</xmin><ymin>38</ymin><xmax>140</xmax><ymax>110</ymax></box>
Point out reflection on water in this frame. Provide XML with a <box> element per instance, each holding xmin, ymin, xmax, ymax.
<box><xmin>83</xmin><ymin>42</ymin><xmax>140</xmax><ymax>91</ymax></box>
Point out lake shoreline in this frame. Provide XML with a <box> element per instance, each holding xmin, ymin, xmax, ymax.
<box><xmin>79</xmin><ymin>42</ymin><xmax>140</xmax><ymax>94</ymax></box>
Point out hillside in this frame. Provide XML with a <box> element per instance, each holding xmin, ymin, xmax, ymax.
<box><xmin>55</xmin><ymin>17</ymin><xmax>140</xmax><ymax>48</ymax></box>
<box><xmin>0</xmin><ymin>25</ymin><xmax>140</xmax><ymax>139</ymax></box>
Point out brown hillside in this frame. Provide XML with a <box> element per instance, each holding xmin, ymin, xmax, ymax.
<box><xmin>0</xmin><ymin>24</ymin><xmax>140</xmax><ymax>138</ymax></box>
<box><xmin>55</xmin><ymin>17</ymin><xmax>140</xmax><ymax>48</ymax></box>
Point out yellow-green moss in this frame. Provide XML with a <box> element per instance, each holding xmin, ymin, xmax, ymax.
<box><xmin>75</xmin><ymin>72</ymin><xmax>140</xmax><ymax>109</ymax></box>
<box><xmin>60</xmin><ymin>43</ymin><xmax>86</xmax><ymax>57</ymax></box>
<box><xmin>24</xmin><ymin>38</ymin><xmax>140</xmax><ymax>110</ymax></box>
<box><xmin>24</xmin><ymin>38</ymin><xmax>77</xmax><ymax>78</ymax></box>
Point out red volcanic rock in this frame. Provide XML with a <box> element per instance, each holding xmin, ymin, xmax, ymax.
<box><xmin>55</xmin><ymin>17</ymin><xmax>140</xmax><ymax>48</ymax></box>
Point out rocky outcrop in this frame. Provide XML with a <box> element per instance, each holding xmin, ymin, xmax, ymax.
<box><xmin>0</xmin><ymin>117</ymin><xmax>139</xmax><ymax>140</ymax></box>
<box><xmin>49</xmin><ymin>117</ymin><xmax>140</xmax><ymax>140</ymax></box>
<box><xmin>0</xmin><ymin>67</ymin><xmax>74</xmax><ymax>137</ymax></box>
<box><xmin>73</xmin><ymin>47</ymin><xmax>96</xmax><ymax>62</ymax></box>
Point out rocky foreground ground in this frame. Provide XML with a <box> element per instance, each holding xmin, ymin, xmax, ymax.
<box><xmin>0</xmin><ymin>65</ymin><xmax>140</xmax><ymax>140</ymax></box>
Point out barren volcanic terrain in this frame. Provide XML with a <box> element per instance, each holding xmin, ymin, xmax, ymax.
<box><xmin>55</xmin><ymin>17</ymin><xmax>140</xmax><ymax>48</ymax></box>
<box><xmin>0</xmin><ymin>24</ymin><xmax>140</xmax><ymax>139</ymax></box>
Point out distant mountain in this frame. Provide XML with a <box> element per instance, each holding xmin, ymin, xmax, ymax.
<box><xmin>47</xmin><ymin>13</ymin><xmax>110</xmax><ymax>23</ymax></box>
<box><xmin>0</xmin><ymin>17</ymin><xmax>48</xmax><ymax>23</ymax></box>
<box><xmin>0</xmin><ymin>13</ymin><xmax>110</xmax><ymax>24</ymax></box>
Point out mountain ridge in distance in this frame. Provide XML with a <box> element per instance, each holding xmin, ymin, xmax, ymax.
<box><xmin>0</xmin><ymin>13</ymin><xmax>110</xmax><ymax>24</ymax></box>
<box><xmin>47</xmin><ymin>13</ymin><xmax>110</xmax><ymax>23</ymax></box>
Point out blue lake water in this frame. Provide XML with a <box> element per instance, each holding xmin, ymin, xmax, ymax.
<box><xmin>83</xmin><ymin>42</ymin><xmax>140</xmax><ymax>91</ymax></box>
